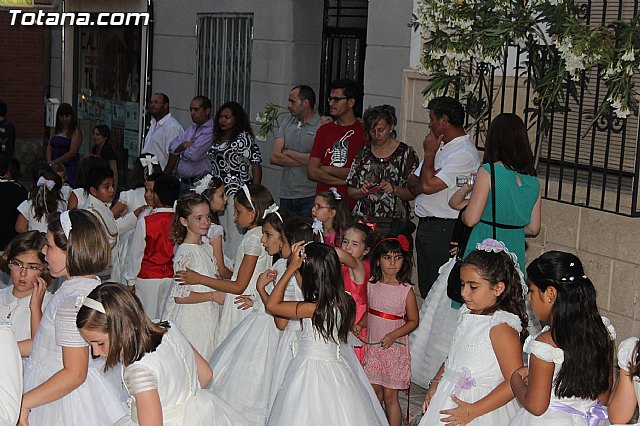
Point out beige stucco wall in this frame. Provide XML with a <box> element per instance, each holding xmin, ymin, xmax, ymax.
<box><xmin>401</xmin><ymin>68</ymin><xmax>640</xmax><ymax>344</ymax></box>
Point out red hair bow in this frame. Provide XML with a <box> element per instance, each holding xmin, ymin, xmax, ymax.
<box><xmin>377</xmin><ymin>235</ymin><xmax>410</xmax><ymax>252</ymax></box>
<box><xmin>357</xmin><ymin>219</ymin><xmax>377</xmax><ymax>232</ymax></box>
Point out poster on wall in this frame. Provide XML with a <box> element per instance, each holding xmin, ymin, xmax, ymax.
<box><xmin>124</xmin><ymin>129</ymin><xmax>139</xmax><ymax>152</ymax></box>
<box><xmin>125</xmin><ymin>102</ymin><xmax>139</xmax><ymax>131</ymax></box>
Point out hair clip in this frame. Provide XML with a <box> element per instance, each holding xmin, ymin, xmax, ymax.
<box><xmin>140</xmin><ymin>154</ymin><xmax>159</xmax><ymax>175</ymax></box>
<box><xmin>192</xmin><ymin>174</ymin><xmax>213</xmax><ymax>195</ymax></box>
<box><xmin>329</xmin><ymin>187</ymin><xmax>342</xmax><ymax>200</ymax></box>
<box><xmin>241</xmin><ymin>184</ymin><xmax>255</xmax><ymax>210</ymax></box>
<box><xmin>37</xmin><ymin>176</ymin><xmax>56</xmax><ymax>191</ymax></box>
<box><xmin>262</xmin><ymin>203</ymin><xmax>282</xmax><ymax>221</ymax></box>
<box><xmin>60</xmin><ymin>210</ymin><xmax>72</xmax><ymax>239</ymax></box>
<box><xmin>76</xmin><ymin>295</ymin><xmax>105</xmax><ymax>313</ymax></box>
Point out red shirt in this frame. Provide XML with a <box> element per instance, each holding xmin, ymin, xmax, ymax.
<box><xmin>310</xmin><ymin>121</ymin><xmax>367</xmax><ymax>208</ymax></box>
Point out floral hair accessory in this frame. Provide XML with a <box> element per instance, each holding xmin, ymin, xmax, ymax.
<box><xmin>311</xmin><ymin>218</ymin><xmax>324</xmax><ymax>236</ymax></box>
<box><xmin>140</xmin><ymin>154</ymin><xmax>159</xmax><ymax>175</ymax></box>
<box><xmin>76</xmin><ymin>295</ymin><xmax>105</xmax><ymax>314</ymax></box>
<box><xmin>263</xmin><ymin>203</ymin><xmax>282</xmax><ymax>222</ymax></box>
<box><xmin>476</xmin><ymin>238</ymin><xmax>526</xmax><ymax>297</ymax></box>
<box><xmin>560</xmin><ymin>260</ymin><xmax>587</xmax><ymax>282</ymax></box>
<box><xmin>329</xmin><ymin>187</ymin><xmax>342</xmax><ymax>200</ymax></box>
<box><xmin>37</xmin><ymin>176</ymin><xmax>56</xmax><ymax>191</ymax></box>
<box><xmin>376</xmin><ymin>235</ymin><xmax>410</xmax><ymax>252</ymax></box>
<box><xmin>192</xmin><ymin>174</ymin><xmax>213</xmax><ymax>195</ymax></box>
<box><xmin>60</xmin><ymin>210</ymin><xmax>72</xmax><ymax>239</ymax></box>
<box><xmin>241</xmin><ymin>184</ymin><xmax>255</xmax><ymax>210</ymax></box>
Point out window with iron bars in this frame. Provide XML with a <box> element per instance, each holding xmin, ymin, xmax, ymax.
<box><xmin>196</xmin><ymin>14</ymin><xmax>253</xmax><ymax>112</ymax></box>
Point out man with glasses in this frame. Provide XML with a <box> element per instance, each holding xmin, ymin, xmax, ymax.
<box><xmin>168</xmin><ymin>96</ymin><xmax>213</xmax><ymax>193</ymax></box>
<box><xmin>308</xmin><ymin>79</ymin><xmax>366</xmax><ymax>209</ymax></box>
<box><xmin>142</xmin><ymin>93</ymin><xmax>184</xmax><ymax>172</ymax></box>
<box><xmin>270</xmin><ymin>85</ymin><xmax>322</xmax><ymax>217</ymax></box>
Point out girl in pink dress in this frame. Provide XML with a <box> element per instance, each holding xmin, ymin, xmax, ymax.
<box><xmin>311</xmin><ymin>187</ymin><xmax>352</xmax><ymax>247</ymax></box>
<box><xmin>338</xmin><ymin>222</ymin><xmax>378</xmax><ymax>362</ymax></box>
<box><xmin>354</xmin><ymin>236</ymin><xmax>419</xmax><ymax>426</ymax></box>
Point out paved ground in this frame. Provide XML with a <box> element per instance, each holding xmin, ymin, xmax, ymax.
<box><xmin>398</xmin><ymin>383</ymin><xmax>427</xmax><ymax>425</ymax></box>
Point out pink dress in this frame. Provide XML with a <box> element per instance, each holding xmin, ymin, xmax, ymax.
<box><xmin>323</xmin><ymin>230</ymin><xmax>341</xmax><ymax>248</ymax></box>
<box><xmin>363</xmin><ymin>281</ymin><xmax>411</xmax><ymax>390</ymax></box>
<box><xmin>342</xmin><ymin>260</ymin><xmax>370</xmax><ymax>363</ymax></box>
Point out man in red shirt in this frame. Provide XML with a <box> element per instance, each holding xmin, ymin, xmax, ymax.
<box><xmin>308</xmin><ymin>79</ymin><xmax>367</xmax><ymax>209</ymax></box>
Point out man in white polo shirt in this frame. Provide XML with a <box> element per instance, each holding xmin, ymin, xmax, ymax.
<box><xmin>407</xmin><ymin>96</ymin><xmax>480</xmax><ymax>299</ymax></box>
<box><xmin>142</xmin><ymin>92</ymin><xmax>184</xmax><ymax>172</ymax></box>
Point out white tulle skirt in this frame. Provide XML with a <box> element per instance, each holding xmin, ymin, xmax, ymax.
<box><xmin>410</xmin><ymin>258</ymin><xmax>461</xmax><ymax>388</ymax></box>
<box><xmin>208</xmin><ymin>310</ymin><xmax>281</xmax><ymax>425</ymax></box>
<box><xmin>268</xmin><ymin>339</ymin><xmax>388</xmax><ymax>426</ymax></box>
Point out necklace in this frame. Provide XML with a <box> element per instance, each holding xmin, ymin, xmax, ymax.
<box><xmin>6</xmin><ymin>303</ymin><xmax>18</xmax><ymax>319</ymax></box>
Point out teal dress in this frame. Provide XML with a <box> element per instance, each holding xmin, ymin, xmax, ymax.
<box><xmin>463</xmin><ymin>163</ymin><xmax>540</xmax><ymax>273</ymax></box>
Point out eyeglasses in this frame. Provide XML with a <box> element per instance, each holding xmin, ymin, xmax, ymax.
<box><xmin>8</xmin><ymin>260</ymin><xmax>44</xmax><ymax>274</ymax></box>
<box><xmin>313</xmin><ymin>203</ymin><xmax>331</xmax><ymax>210</ymax></box>
<box><xmin>327</xmin><ymin>97</ymin><xmax>349</xmax><ymax>104</ymax></box>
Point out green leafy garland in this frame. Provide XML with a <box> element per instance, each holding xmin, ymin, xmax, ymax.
<box><xmin>412</xmin><ymin>0</ymin><xmax>640</xmax><ymax>135</ymax></box>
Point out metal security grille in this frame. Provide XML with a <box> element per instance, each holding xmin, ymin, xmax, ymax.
<box><xmin>462</xmin><ymin>1</ymin><xmax>640</xmax><ymax>216</ymax></box>
<box><xmin>196</xmin><ymin>14</ymin><xmax>253</xmax><ymax>110</ymax></box>
<box><xmin>319</xmin><ymin>0</ymin><xmax>368</xmax><ymax>116</ymax></box>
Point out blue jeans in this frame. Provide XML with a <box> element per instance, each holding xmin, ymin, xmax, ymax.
<box><xmin>280</xmin><ymin>196</ymin><xmax>315</xmax><ymax>218</ymax></box>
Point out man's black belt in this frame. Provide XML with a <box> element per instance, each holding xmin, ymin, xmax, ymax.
<box><xmin>418</xmin><ymin>216</ymin><xmax>456</xmax><ymax>222</ymax></box>
<box><xmin>180</xmin><ymin>174</ymin><xmax>206</xmax><ymax>185</ymax></box>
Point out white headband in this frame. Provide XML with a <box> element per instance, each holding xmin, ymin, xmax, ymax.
<box><xmin>329</xmin><ymin>187</ymin><xmax>342</xmax><ymax>200</ymax></box>
<box><xmin>476</xmin><ymin>238</ymin><xmax>526</xmax><ymax>297</ymax></box>
<box><xmin>75</xmin><ymin>295</ymin><xmax>105</xmax><ymax>313</ymax></box>
<box><xmin>262</xmin><ymin>203</ymin><xmax>282</xmax><ymax>221</ymax></box>
<box><xmin>241</xmin><ymin>184</ymin><xmax>255</xmax><ymax>210</ymax></box>
<box><xmin>140</xmin><ymin>154</ymin><xmax>159</xmax><ymax>175</ymax></box>
<box><xmin>60</xmin><ymin>210</ymin><xmax>72</xmax><ymax>239</ymax></box>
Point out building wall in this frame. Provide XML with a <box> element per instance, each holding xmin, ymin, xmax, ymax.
<box><xmin>401</xmin><ymin>68</ymin><xmax>640</xmax><ymax>344</ymax></box>
<box><xmin>0</xmin><ymin>10</ymin><xmax>48</xmax><ymax>140</ymax></box>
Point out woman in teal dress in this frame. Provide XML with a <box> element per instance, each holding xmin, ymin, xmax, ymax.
<box><xmin>449</xmin><ymin>113</ymin><xmax>541</xmax><ymax>272</ymax></box>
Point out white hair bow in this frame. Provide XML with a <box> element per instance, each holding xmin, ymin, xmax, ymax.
<box><xmin>312</xmin><ymin>218</ymin><xmax>324</xmax><ymax>236</ymax></box>
<box><xmin>37</xmin><ymin>176</ymin><xmax>56</xmax><ymax>191</ymax></box>
<box><xmin>140</xmin><ymin>154</ymin><xmax>159</xmax><ymax>175</ymax></box>
<box><xmin>192</xmin><ymin>174</ymin><xmax>213</xmax><ymax>195</ymax></box>
<box><xmin>263</xmin><ymin>203</ymin><xmax>282</xmax><ymax>221</ymax></box>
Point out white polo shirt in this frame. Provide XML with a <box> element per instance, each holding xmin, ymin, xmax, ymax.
<box><xmin>142</xmin><ymin>113</ymin><xmax>184</xmax><ymax>170</ymax></box>
<box><xmin>414</xmin><ymin>134</ymin><xmax>480</xmax><ymax>219</ymax></box>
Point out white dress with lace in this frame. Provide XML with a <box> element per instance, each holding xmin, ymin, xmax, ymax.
<box><xmin>419</xmin><ymin>307</ymin><xmax>522</xmax><ymax>426</ymax></box>
<box><xmin>23</xmin><ymin>276</ymin><xmax>127</xmax><ymax>425</ymax></box>
<box><xmin>509</xmin><ymin>323</ymin><xmax>614</xmax><ymax>425</ymax></box>
<box><xmin>616</xmin><ymin>337</ymin><xmax>640</xmax><ymax>426</ymax></box>
<box><xmin>114</xmin><ymin>323</ymin><xmax>249</xmax><ymax>426</ymax></box>
<box><xmin>215</xmin><ymin>226</ymin><xmax>272</xmax><ymax>346</ymax></box>
<box><xmin>207</xmin><ymin>258</ymin><xmax>284</xmax><ymax>425</ymax></box>
<box><xmin>164</xmin><ymin>243</ymin><xmax>220</xmax><ymax>359</ymax></box>
<box><xmin>268</xmin><ymin>317</ymin><xmax>388</xmax><ymax>426</ymax></box>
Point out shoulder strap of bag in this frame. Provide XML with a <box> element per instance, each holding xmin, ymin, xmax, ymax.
<box><xmin>490</xmin><ymin>163</ymin><xmax>497</xmax><ymax>240</ymax></box>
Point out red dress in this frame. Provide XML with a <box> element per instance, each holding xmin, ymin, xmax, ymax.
<box><xmin>363</xmin><ymin>281</ymin><xmax>411</xmax><ymax>389</ymax></box>
<box><xmin>342</xmin><ymin>260</ymin><xmax>370</xmax><ymax>363</ymax></box>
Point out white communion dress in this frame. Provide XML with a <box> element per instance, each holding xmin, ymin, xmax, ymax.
<box><xmin>23</xmin><ymin>276</ymin><xmax>126</xmax><ymax>425</ymax></box>
<box><xmin>614</xmin><ymin>337</ymin><xmax>640</xmax><ymax>426</ymax></box>
<box><xmin>165</xmin><ymin>242</ymin><xmax>221</xmax><ymax>359</ymax></box>
<box><xmin>267</xmin><ymin>317</ymin><xmax>388</xmax><ymax>426</ymax></box>
<box><xmin>419</xmin><ymin>307</ymin><xmax>522</xmax><ymax>426</ymax></box>
<box><xmin>207</xmin><ymin>259</ymin><xmax>285</xmax><ymax>425</ymax></box>
<box><xmin>114</xmin><ymin>322</ymin><xmax>249</xmax><ymax>426</ymax></box>
<box><xmin>509</xmin><ymin>322</ymin><xmax>614</xmax><ymax>426</ymax></box>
